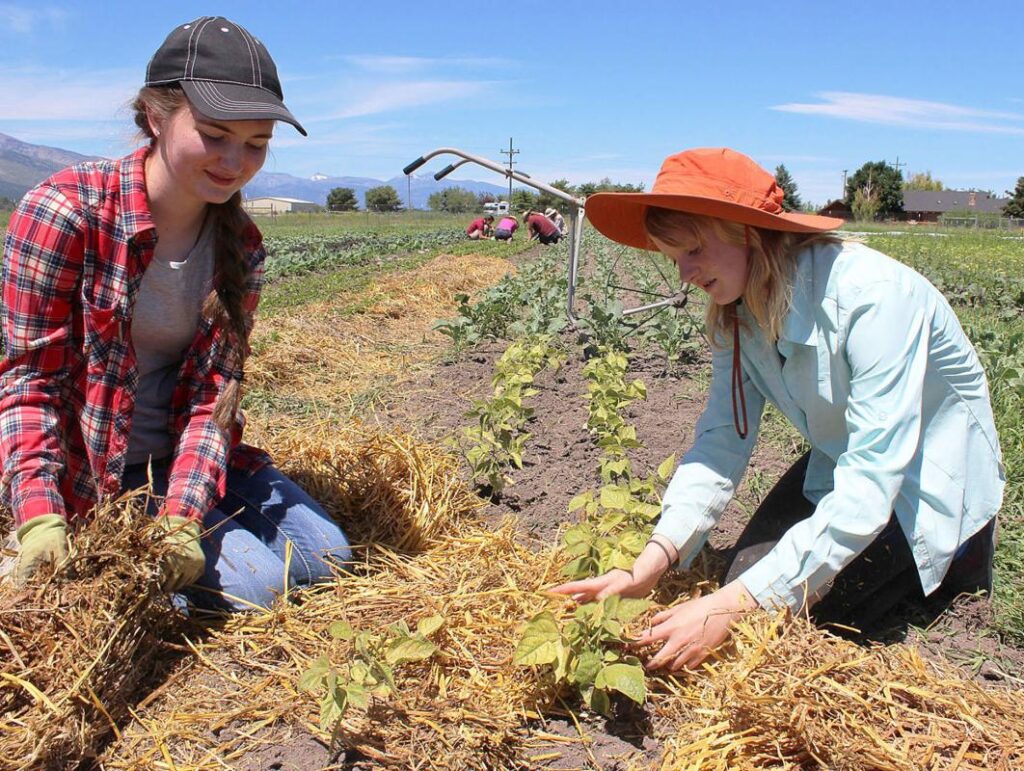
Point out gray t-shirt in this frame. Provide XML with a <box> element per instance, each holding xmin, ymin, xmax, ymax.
<box><xmin>125</xmin><ymin>221</ymin><xmax>215</xmax><ymax>465</ymax></box>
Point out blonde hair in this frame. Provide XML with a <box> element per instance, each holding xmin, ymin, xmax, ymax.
<box><xmin>644</xmin><ymin>207</ymin><xmax>839</xmax><ymax>345</ymax></box>
<box><xmin>132</xmin><ymin>86</ymin><xmax>253</xmax><ymax>432</ymax></box>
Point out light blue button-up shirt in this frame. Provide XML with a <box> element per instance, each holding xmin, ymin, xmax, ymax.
<box><xmin>653</xmin><ymin>240</ymin><xmax>1005</xmax><ymax>611</ymax></box>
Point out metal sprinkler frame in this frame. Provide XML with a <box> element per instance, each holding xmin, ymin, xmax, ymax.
<box><xmin>404</xmin><ymin>147</ymin><xmax>688</xmax><ymax>324</ymax></box>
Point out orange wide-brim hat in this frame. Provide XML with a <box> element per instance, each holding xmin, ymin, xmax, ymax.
<box><xmin>585</xmin><ymin>147</ymin><xmax>844</xmax><ymax>251</ymax></box>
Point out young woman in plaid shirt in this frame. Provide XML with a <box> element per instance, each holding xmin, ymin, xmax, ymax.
<box><xmin>1</xmin><ymin>17</ymin><xmax>351</xmax><ymax>610</ymax></box>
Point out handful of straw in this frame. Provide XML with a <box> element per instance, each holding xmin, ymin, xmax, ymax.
<box><xmin>0</xmin><ymin>494</ymin><xmax>186</xmax><ymax>771</ymax></box>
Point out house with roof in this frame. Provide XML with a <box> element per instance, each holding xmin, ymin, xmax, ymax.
<box><xmin>901</xmin><ymin>190</ymin><xmax>1009</xmax><ymax>223</ymax></box>
<box><xmin>817</xmin><ymin>199</ymin><xmax>853</xmax><ymax>220</ymax></box>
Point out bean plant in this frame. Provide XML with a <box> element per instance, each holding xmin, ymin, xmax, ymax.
<box><xmin>515</xmin><ymin>596</ymin><xmax>649</xmax><ymax>716</ymax></box>
<box><xmin>299</xmin><ymin>616</ymin><xmax>444</xmax><ymax>734</ymax></box>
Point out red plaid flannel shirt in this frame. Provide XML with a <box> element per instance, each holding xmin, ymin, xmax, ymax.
<box><xmin>1</xmin><ymin>146</ymin><xmax>270</xmax><ymax>527</ymax></box>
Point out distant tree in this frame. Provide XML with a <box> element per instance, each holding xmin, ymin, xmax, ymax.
<box><xmin>903</xmin><ymin>171</ymin><xmax>944</xmax><ymax>191</ymax></box>
<box><xmin>535</xmin><ymin>178</ymin><xmax>576</xmax><ymax>211</ymax></box>
<box><xmin>477</xmin><ymin>192</ymin><xmax>497</xmax><ymax>205</ymax></box>
<box><xmin>774</xmin><ymin>164</ymin><xmax>802</xmax><ymax>211</ymax></box>
<box><xmin>1004</xmin><ymin>176</ymin><xmax>1024</xmax><ymax>218</ymax></box>
<box><xmin>845</xmin><ymin>161</ymin><xmax>903</xmax><ymax>219</ymax></box>
<box><xmin>326</xmin><ymin>186</ymin><xmax>358</xmax><ymax>211</ymax></box>
<box><xmin>365</xmin><ymin>185</ymin><xmax>403</xmax><ymax>212</ymax></box>
<box><xmin>510</xmin><ymin>189</ymin><xmax>539</xmax><ymax>212</ymax></box>
<box><xmin>427</xmin><ymin>186</ymin><xmax>479</xmax><ymax>213</ymax></box>
<box><xmin>574</xmin><ymin>178</ymin><xmax>644</xmax><ymax>198</ymax></box>
<box><xmin>851</xmin><ymin>187</ymin><xmax>881</xmax><ymax>222</ymax></box>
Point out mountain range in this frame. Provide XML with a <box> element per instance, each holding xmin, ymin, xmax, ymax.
<box><xmin>0</xmin><ymin>131</ymin><xmax>515</xmax><ymax>208</ymax></box>
<box><xmin>0</xmin><ymin>132</ymin><xmax>100</xmax><ymax>201</ymax></box>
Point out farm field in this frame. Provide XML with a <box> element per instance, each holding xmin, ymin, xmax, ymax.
<box><xmin>2</xmin><ymin>218</ymin><xmax>1023</xmax><ymax>769</ymax></box>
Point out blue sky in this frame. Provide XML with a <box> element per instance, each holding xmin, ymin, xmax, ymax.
<box><xmin>1</xmin><ymin>0</ymin><xmax>1022</xmax><ymax>205</ymax></box>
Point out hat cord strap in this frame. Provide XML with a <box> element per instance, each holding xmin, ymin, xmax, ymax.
<box><xmin>730</xmin><ymin>226</ymin><xmax>751</xmax><ymax>440</ymax></box>
<box><xmin>731</xmin><ymin>312</ymin><xmax>748</xmax><ymax>439</ymax></box>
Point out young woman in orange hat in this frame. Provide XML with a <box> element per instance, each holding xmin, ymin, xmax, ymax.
<box><xmin>553</xmin><ymin>148</ymin><xmax>1003</xmax><ymax>671</ymax></box>
<box><xmin>1</xmin><ymin>17</ymin><xmax>351</xmax><ymax>610</ymax></box>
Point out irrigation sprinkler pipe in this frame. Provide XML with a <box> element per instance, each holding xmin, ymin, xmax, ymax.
<box><xmin>403</xmin><ymin>147</ymin><xmax>685</xmax><ymax>325</ymax></box>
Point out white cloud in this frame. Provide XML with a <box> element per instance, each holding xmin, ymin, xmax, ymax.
<box><xmin>0</xmin><ymin>4</ymin><xmax>68</xmax><ymax>35</ymax></box>
<box><xmin>323</xmin><ymin>80</ymin><xmax>493</xmax><ymax>120</ymax></box>
<box><xmin>0</xmin><ymin>66</ymin><xmax>137</xmax><ymax>120</ymax></box>
<box><xmin>773</xmin><ymin>92</ymin><xmax>1024</xmax><ymax>135</ymax></box>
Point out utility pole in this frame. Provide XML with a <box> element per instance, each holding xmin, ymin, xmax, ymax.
<box><xmin>841</xmin><ymin>169</ymin><xmax>848</xmax><ymax>200</ymax></box>
<box><xmin>890</xmin><ymin>156</ymin><xmax>906</xmax><ymax>179</ymax></box>
<box><xmin>407</xmin><ymin>174</ymin><xmax>412</xmax><ymax>212</ymax></box>
<box><xmin>499</xmin><ymin>137</ymin><xmax>519</xmax><ymax>203</ymax></box>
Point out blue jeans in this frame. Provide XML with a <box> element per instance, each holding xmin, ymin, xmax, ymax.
<box><xmin>121</xmin><ymin>462</ymin><xmax>351</xmax><ymax>612</ymax></box>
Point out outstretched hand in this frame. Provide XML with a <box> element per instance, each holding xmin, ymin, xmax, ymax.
<box><xmin>550</xmin><ymin>567</ymin><xmax>657</xmax><ymax>603</ymax></box>
<box><xmin>634</xmin><ymin>579</ymin><xmax>755</xmax><ymax>671</ymax></box>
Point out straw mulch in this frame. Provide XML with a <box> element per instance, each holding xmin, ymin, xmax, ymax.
<box><xmin>0</xmin><ymin>494</ymin><xmax>189</xmax><ymax>771</ymax></box>
<box><xmin>651</xmin><ymin>612</ymin><xmax>1024</xmax><ymax>770</ymax></box>
<box><xmin>253</xmin><ymin>421</ymin><xmax>484</xmax><ymax>554</ymax></box>
<box><xmin>100</xmin><ymin>521</ymin><xmax>566</xmax><ymax>770</ymax></box>
<box><xmin>246</xmin><ymin>252</ymin><xmax>514</xmax><ymax>415</ymax></box>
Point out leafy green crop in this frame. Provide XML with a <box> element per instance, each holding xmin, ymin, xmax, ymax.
<box><xmin>298</xmin><ymin>616</ymin><xmax>444</xmax><ymax>733</ymax></box>
<box><xmin>515</xmin><ymin>597</ymin><xmax>649</xmax><ymax>715</ymax></box>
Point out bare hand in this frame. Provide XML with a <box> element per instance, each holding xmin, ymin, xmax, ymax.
<box><xmin>634</xmin><ymin>580</ymin><xmax>755</xmax><ymax>671</ymax></box>
<box><xmin>550</xmin><ymin>568</ymin><xmax>657</xmax><ymax>603</ymax></box>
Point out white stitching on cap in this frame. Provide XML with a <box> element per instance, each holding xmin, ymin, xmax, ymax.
<box><xmin>187</xmin><ymin>17</ymin><xmax>214</xmax><ymax>80</ymax></box>
<box><xmin>236</xmin><ymin>23</ymin><xmax>259</xmax><ymax>86</ymax></box>
<box><xmin>191</xmin><ymin>80</ymin><xmax>282</xmax><ymax>114</ymax></box>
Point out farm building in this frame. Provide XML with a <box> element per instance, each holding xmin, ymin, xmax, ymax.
<box><xmin>902</xmin><ymin>189</ymin><xmax>1009</xmax><ymax>222</ymax></box>
<box><xmin>242</xmin><ymin>196</ymin><xmax>320</xmax><ymax>215</ymax></box>
<box><xmin>817</xmin><ymin>199</ymin><xmax>852</xmax><ymax>220</ymax></box>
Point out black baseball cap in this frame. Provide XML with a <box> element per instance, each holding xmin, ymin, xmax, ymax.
<box><xmin>145</xmin><ymin>16</ymin><xmax>307</xmax><ymax>136</ymax></box>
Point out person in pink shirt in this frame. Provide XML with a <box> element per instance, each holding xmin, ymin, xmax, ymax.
<box><xmin>494</xmin><ymin>215</ymin><xmax>519</xmax><ymax>241</ymax></box>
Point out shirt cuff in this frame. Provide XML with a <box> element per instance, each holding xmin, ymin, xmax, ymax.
<box><xmin>736</xmin><ymin>554</ymin><xmax>811</xmax><ymax>612</ymax></box>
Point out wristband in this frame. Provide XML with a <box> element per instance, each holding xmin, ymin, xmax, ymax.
<box><xmin>647</xmin><ymin>537</ymin><xmax>678</xmax><ymax>568</ymax></box>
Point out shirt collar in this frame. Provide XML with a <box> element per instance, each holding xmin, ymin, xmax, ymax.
<box><xmin>779</xmin><ymin>247</ymin><xmax>818</xmax><ymax>346</ymax></box>
<box><xmin>119</xmin><ymin>145</ymin><xmax>157</xmax><ymax>244</ymax></box>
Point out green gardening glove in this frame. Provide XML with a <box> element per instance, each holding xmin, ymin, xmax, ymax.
<box><xmin>15</xmin><ymin>513</ymin><xmax>69</xmax><ymax>584</ymax></box>
<box><xmin>156</xmin><ymin>515</ymin><xmax>206</xmax><ymax>593</ymax></box>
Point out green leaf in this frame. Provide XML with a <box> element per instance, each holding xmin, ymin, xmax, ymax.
<box><xmin>385</xmin><ymin>636</ymin><xmax>437</xmax><ymax>665</ymax></box>
<box><xmin>614</xmin><ymin>598</ymin><xmax>651</xmax><ymax>624</ymax></box>
<box><xmin>417</xmin><ymin>615</ymin><xmax>445</xmax><ymax>638</ymax></box>
<box><xmin>595</xmin><ymin>663</ymin><xmax>647</xmax><ymax>705</ymax></box>
<box><xmin>350</xmin><ymin>661</ymin><xmax>370</xmax><ymax>684</ymax></box>
<box><xmin>567</xmin><ymin>492</ymin><xmax>593</xmax><ymax>513</ymax></box>
<box><xmin>329</xmin><ymin>621</ymin><xmax>354</xmax><ymax>641</ymax></box>
<box><xmin>571</xmin><ymin>648</ymin><xmax>603</xmax><ymax>688</ymax></box>
<box><xmin>587</xmin><ymin>687</ymin><xmax>612</xmax><ymax>716</ymax></box>
<box><xmin>319</xmin><ymin>690</ymin><xmax>345</xmax><ymax>731</ymax></box>
<box><xmin>657</xmin><ymin>454</ymin><xmax>677</xmax><ymax>482</ymax></box>
<box><xmin>344</xmin><ymin>683</ymin><xmax>370</xmax><ymax>710</ymax></box>
<box><xmin>599</xmin><ymin>485</ymin><xmax>631</xmax><ymax>510</ymax></box>
<box><xmin>297</xmin><ymin>656</ymin><xmax>331</xmax><ymax>693</ymax></box>
<box><xmin>514</xmin><ymin>612</ymin><xmax>563</xmax><ymax>666</ymax></box>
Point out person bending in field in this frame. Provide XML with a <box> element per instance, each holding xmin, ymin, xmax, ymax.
<box><xmin>1</xmin><ymin>16</ymin><xmax>351</xmax><ymax>611</ymax></box>
<box><xmin>466</xmin><ymin>214</ymin><xmax>495</xmax><ymax>240</ymax></box>
<box><xmin>494</xmin><ymin>214</ymin><xmax>519</xmax><ymax>241</ymax></box>
<box><xmin>553</xmin><ymin>147</ymin><xmax>1003</xmax><ymax>671</ymax></box>
<box><xmin>524</xmin><ymin>209</ymin><xmax>561</xmax><ymax>245</ymax></box>
<box><xmin>545</xmin><ymin>207</ymin><xmax>567</xmax><ymax>236</ymax></box>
